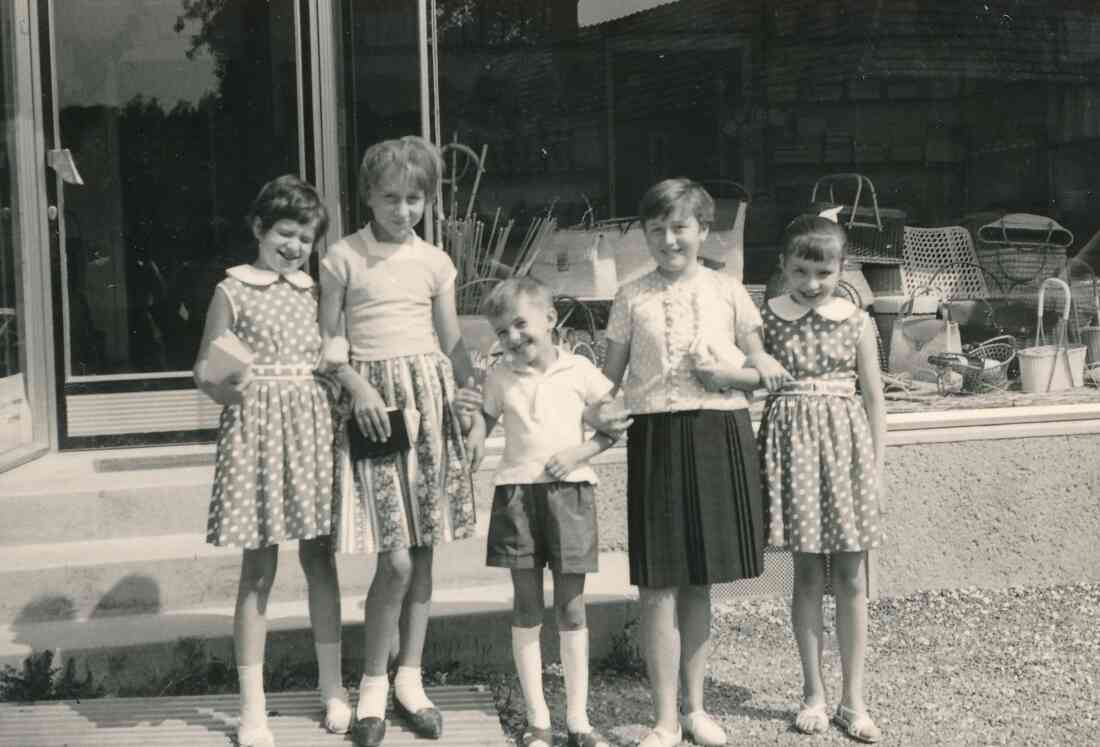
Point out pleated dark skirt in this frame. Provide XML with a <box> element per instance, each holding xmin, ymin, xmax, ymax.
<box><xmin>626</xmin><ymin>409</ymin><xmax>765</xmax><ymax>588</ymax></box>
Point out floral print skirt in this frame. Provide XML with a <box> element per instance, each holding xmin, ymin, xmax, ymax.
<box><xmin>333</xmin><ymin>351</ymin><xmax>477</xmax><ymax>554</ymax></box>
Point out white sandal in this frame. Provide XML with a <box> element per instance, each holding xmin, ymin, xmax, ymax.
<box><xmin>236</xmin><ymin>720</ymin><xmax>275</xmax><ymax>747</ymax></box>
<box><xmin>321</xmin><ymin>686</ymin><xmax>352</xmax><ymax>733</ymax></box>
<box><xmin>795</xmin><ymin>698</ymin><xmax>830</xmax><ymax>735</ymax></box>
<box><xmin>638</xmin><ymin>724</ymin><xmax>682</xmax><ymax>747</ymax></box>
<box><xmin>680</xmin><ymin>710</ymin><xmax>726</xmax><ymax>745</ymax></box>
<box><xmin>833</xmin><ymin>704</ymin><xmax>882</xmax><ymax>744</ymax></box>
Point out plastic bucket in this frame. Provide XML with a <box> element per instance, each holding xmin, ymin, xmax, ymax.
<box><xmin>1083</xmin><ymin>326</ymin><xmax>1100</xmax><ymax>384</ymax></box>
<box><xmin>1018</xmin><ymin>343</ymin><xmax>1087</xmax><ymax>393</ymax></box>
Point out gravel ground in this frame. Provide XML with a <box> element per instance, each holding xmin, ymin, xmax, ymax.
<box><xmin>486</xmin><ymin>583</ymin><xmax>1100</xmax><ymax>746</ymax></box>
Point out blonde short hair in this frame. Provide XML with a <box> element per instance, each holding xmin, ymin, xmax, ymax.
<box><xmin>358</xmin><ymin>135</ymin><xmax>442</xmax><ymax>204</ymax></box>
<box><xmin>481</xmin><ymin>276</ymin><xmax>555</xmax><ymax>320</ymax></box>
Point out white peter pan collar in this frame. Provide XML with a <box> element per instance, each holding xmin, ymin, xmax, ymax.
<box><xmin>768</xmin><ymin>294</ymin><xmax>857</xmax><ymax>322</ymax></box>
<box><xmin>226</xmin><ymin>264</ymin><xmax>314</xmax><ymax>289</ymax></box>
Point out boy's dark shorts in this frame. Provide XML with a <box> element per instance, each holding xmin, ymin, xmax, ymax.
<box><xmin>486</xmin><ymin>482</ymin><xmax>599</xmax><ymax>574</ymax></box>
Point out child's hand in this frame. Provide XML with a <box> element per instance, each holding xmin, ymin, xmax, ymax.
<box><xmin>545</xmin><ymin>445</ymin><xmax>585</xmax><ymax>480</ymax></box>
<box><xmin>349</xmin><ymin>380</ymin><xmax>391</xmax><ymax>441</ymax></box>
<box><xmin>584</xmin><ymin>396</ymin><xmax>633</xmax><ymax>437</ymax></box>
<box><xmin>464</xmin><ymin>414</ymin><xmax>487</xmax><ymax>471</ymax></box>
<box><xmin>692</xmin><ymin>342</ymin><xmax>735</xmax><ymax>392</ymax></box>
<box><xmin>453</xmin><ymin>377</ymin><xmax>483</xmax><ymax>421</ymax></box>
<box><xmin>754</xmin><ymin>353</ymin><xmax>791</xmax><ymax>392</ymax></box>
<box><xmin>210</xmin><ymin>370</ymin><xmax>251</xmax><ymax>406</ymax></box>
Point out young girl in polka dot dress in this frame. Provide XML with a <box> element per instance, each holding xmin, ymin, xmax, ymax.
<box><xmin>756</xmin><ymin>216</ymin><xmax>886</xmax><ymax>743</ymax></box>
<box><xmin>195</xmin><ymin>175</ymin><xmax>350</xmax><ymax>747</ymax></box>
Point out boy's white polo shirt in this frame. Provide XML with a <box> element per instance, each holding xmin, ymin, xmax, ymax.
<box><xmin>483</xmin><ymin>349</ymin><xmax>613</xmax><ymax>486</ymax></box>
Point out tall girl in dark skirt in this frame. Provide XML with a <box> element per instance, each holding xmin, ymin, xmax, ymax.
<box><xmin>598</xmin><ymin>179</ymin><xmax>789</xmax><ymax>747</ymax></box>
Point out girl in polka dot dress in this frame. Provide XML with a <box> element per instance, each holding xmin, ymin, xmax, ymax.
<box><xmin>194</xmin><ymin>175</ymin><xmax>350</xmax><ymax>747</ymax></box>
<box><xmin>756</xmin><ymin>216</ymin><xmax>886</xmax><ymax>743</ymax></box>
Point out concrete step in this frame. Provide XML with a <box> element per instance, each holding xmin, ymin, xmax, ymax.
<box><xmin>0</xmin><ymin>531</ymin><xmax>504</xmax><ymax>626</ymax></box>
<box><xmin>0</xmin><ymin>686</ymin><xmax>511</xmax><ymax>746</ymax></box>
<box><xmin>0</xmin><ymin>552</ymin><xmax>638</xmax><ymax>688</ymax></box>
<box><xmin>0</xmin><ymin>443</ymin><xmax>509</xmax><ymax>546</ymax></box>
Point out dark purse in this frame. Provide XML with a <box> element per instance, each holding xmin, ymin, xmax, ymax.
<box><xmin>347</xmin><ymin>408</ymin><xmax>415</xmax><ymax>460</ymax></box>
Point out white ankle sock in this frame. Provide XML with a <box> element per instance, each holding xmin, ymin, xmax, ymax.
<box><xmin>237</xmin><ymin>664</ymin><xmax>267</xmax><ymax>725</ymax></box>
<box><xmin>512</xmin><ymin>625</ymin><xmax>550</xmax><ymax>729</ymax></box>
<box><xmin>393</xmin><ymin>666</ymin><xmax>435</xmax><ymax>712</ymax></box>
<box><xmin>315</xmin><ymin>642</ymin><xmax>344</xmax><ymax>699</ymax></box>
<box><xmin>356</xmin><ymin>673</ymin><xmax>389</xmax><ymax>719</ymax></box>
<box><xmin>559</xmin><ymin>627</ymin><xmax>592</xmax><ymax>733</ymax></box>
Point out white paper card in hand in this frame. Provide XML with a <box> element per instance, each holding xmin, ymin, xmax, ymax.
<box><xmin>205</xmin><ymin>332</ymin><xmax>255</xmax><ymax>384</ymax></box>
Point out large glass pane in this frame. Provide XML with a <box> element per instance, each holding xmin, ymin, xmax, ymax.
<box><xmin>55</xmin><ymin>0</ymin><xmax>300</xmax><ymax>377</ymax></box>
<box><xmin>338</xmin><ymin>0</ymin><xmax>423</xmax><ymax>231</ymax></box>
<box><xmin>0</xmin><ymin>1</ymin><xmax>35</xmax><ymax>456</ymax></box>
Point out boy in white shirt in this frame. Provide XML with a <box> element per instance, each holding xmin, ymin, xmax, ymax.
<box><xmin>465</xmin><ymin>276</ymin><xmax>621</xmax><ymax>747</ymax></box>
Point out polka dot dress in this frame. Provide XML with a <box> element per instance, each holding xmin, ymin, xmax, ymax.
<box><xmin>757</xmin><ymin>298</ymin><xmax>884</xmax><ymax>554</ymax></box>
<box><xmin>206</xmin><ymin>272</ymin><xmax>337</xmax><ymax>550</ymax></box>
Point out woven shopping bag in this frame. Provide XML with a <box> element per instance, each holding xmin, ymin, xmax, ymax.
<box><xmin>887</xmin><ymin>285</ymin><xmax>962</xmax><ymax>383</ymax></box>
<box><xmin>809</xmin><ymin>173</ymin><xmax>906</xmax><ymax>264</ymax></box>
<box><xmin>528</xmin><ymin>218</ymin><xmax>618</xmax><ymax>300</ymax></box>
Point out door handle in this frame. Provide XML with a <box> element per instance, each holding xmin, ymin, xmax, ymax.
<box><xmin>46</xmin><ymin>148</ymin><xmax>84</xmax><ymax>185</ymax></box>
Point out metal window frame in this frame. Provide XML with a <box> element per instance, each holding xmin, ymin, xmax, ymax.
<box><xmin>1</xmin><ymin>0</ymin><xmax>55</xmax><ymax>466</ymax></box>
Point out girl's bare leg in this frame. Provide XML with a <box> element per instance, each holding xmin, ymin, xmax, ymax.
<box><xmin>677</xmin><ymin>584</ymin><xmax>712</xmax><ymax>715</ymax></box>
<box><xmin>792</xmin><ymin>553</ymin><xmax>828</xmax><ymax>706</ymax></box>
<box><xmin>639</xmin><ymin>586</ymin><xmax>681</xmax><ymax>735</ymax></box>
<box><xmin>831</xmin><ymin>551</ymin><xmax>868</xmax><ymax>713</ymax></box>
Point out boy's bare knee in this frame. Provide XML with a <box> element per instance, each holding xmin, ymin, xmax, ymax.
<box><xmin>555</xmin><ymin>596</ymin><xmax>587</xmax><ymax>630</ymax></box>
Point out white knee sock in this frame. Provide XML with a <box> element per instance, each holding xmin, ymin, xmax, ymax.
<box><xmin>315</xmin><ymin>642</ymin><xmax>344</xmax><ymax>699</ymax></box>
<box><xmin>356</xmin><ymin>673</ymin><xmax>389</xmax><ymax>720</ymax></box>
<box><xmin>512</xmin><ymin>625</ymin><xmax>551</xmax><ymax>729</ymax></box>
<box><xmin>394</xmin><ymin>665</ymin><xmax>435</xmax><ymax>711</ymax></box>
<box><xmin>559</xmin><ymin>627</ymin><xmax>592</xmax><ymax>734</ymax></box>
<box><xmin>237</xmin><ymin>664</ymin><xmax>267</xmax><ymax>725</ymax></box>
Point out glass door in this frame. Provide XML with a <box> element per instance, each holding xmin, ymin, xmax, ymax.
<box><xmin>40</xmin><ymin>0</ymin><xmax>309</xmax><ymax>447</ymax></box>
<box><xmin>1</xmin><ymin>0</ymin><xmax>49</xmax><ymax>470</ymax></box>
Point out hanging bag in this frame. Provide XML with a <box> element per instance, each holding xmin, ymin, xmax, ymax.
<box><xmin>1018</xmin><ymin>278</ymin><xmax>1087</xmax><ymax>393</ymax></box>
<box><xmin>887</xmin><ymin>285</ymin><xmax>962</xmax><ymax>383</ymax></box>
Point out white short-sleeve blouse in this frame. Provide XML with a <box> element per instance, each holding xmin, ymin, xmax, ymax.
<box><xmin>320</xmin><ymin>225</ymin><xmax>456</xmax><ymax>361</ymax></box>
<box><xmin>605</xmin><ymin>267</ymin><xmax>762</xmax><ymax>414</ymax></box>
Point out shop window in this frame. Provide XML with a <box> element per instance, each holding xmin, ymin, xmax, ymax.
<box><xmin>432</xmin><ymin>1</ymin><xmax>1100</xmax><ymax>414</ymax></box>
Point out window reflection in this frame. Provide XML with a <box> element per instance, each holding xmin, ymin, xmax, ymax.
<box><xmin>58</xmin><ymin>0</ymin><xmax>299</xmax><ymax>376</ymax></box>
<box><xmin>434</xmin><ymin>1</ymin><xmax>1100</xmax><ymax>392</ymax></box>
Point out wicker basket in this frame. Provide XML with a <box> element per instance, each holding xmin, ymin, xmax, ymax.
<box><xmin>928</xmin><ymin>335</ymin><xmax>1016</xmax><ymax>394</ymax></box>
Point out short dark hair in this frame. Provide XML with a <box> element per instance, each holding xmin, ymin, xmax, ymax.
<box><xmin>359</xmin><ymin>135</ymin><xmax>442</xmax><ymax>205</ymax></box>
<box><xmin>781</xmin><ymin>215</ymin><xmax>848</xmax><ymax>263</ymax></box>
<box><xmin>638</xmin><ymin>178</ymin><xmax>715</xmax><ymax>227</ymax></box>
<box><xmin>481</xmin><ymin>276</ymin><xmax>555</xmax><ymax>320</ymax></box>
<box><xmin>246</xmin><ymin>174</ymin><xmax>329</xmax><ymax>237</ymax></box>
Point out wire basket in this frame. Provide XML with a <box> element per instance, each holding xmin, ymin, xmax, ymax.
<box><xmin>962</xmin><ymin>335</ymin><xmax>1018</xmax><ymax>391</ymax></box>
<box><xmin>928</xmin><ymin>335</ymin><xmax>1016</xmax><ymax>394</ymax></box>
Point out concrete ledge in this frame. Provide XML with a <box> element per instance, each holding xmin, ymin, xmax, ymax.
<box><xmin>0</xmin><ymin>552</ymin><xmax>637</xmax><ymax>683</ymax></box>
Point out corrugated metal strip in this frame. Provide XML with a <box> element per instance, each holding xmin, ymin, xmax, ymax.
<box><xmin>66</xmin><ymin>390</ymin><xmax>221</xmax><ymax>436</ymax></box>
<box><xmin>0</xmin><ymin>687</ymin><xmax>511</xmax><ymax>746</ymax></box>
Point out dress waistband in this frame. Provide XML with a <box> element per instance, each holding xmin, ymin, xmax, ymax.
<box><xmin>251</xmin><ymin>364</ymin><xmax>317</xmax><ymax>380</ymax></box>
<box><xmin>775</xmin><ymin>378</ymin><xmax>856</xmax><ymax>397</ymax></box>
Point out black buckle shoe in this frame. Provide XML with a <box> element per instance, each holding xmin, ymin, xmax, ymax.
<box><xmin>393</xmin><ymin>696</ymin><xmax>443</xmax><ymax>739</ymax></box>
<box><xmin>350</xmin><ymin>715</ymin><xmax>386</xmax><ymax>747</ymax></box>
